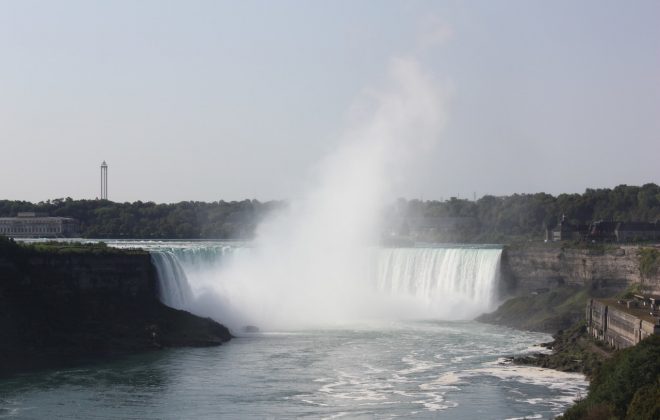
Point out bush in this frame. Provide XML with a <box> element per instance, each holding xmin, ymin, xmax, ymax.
<box><xmin>626</xmin><ymin>383</ymin><xmax>660</xmax><ymax>419</ymax></box>
<box><xmin>560</xmin><ymin>335</ymin><xmax>660</xmax><ymax>419</ymax></box>
<box><xmin>638</xmin><ymin>248</ymin><xmax>659</xmax><ymax>279</ymax></box>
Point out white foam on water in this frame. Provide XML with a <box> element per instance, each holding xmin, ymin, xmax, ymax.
<box><xmin>442</xmin><ymin>362</ymin><xmax>588</xmax><ymax>413</ymax></box>
<box><xmin>420</xmin><ymin>371</ymin><xmax>463</xmax><ymax>387</ymax></box>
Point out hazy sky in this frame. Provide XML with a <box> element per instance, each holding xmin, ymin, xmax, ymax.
<box><xmin>1</xmin><ymin>0</ymin><xmax>658</xmax><ymax>203</ymax></box>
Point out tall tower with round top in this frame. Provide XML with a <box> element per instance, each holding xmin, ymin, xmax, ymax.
<box><xmin>100</xmin><ymin>161</ymin><xmax>108</xmax><ymax>200</ymax></box>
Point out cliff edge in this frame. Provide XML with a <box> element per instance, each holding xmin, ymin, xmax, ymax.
<box><xmin>500</xmin><ymin>243</ymin><xmax>660</xmax><ymax>296</ymax></box>
<box><xmin>0</xmin><ymin>239</ymin><xmax>231</xmax><ymax>375</ymax></box>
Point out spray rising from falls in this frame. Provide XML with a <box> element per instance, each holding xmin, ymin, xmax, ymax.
<box><xmin>141</xmin><ymin>57</ymin><xmax>469</xmax><ymax>330</ymax></box>
<box><xmin>146</xmin><ymin>243</ymin><xmax>503</xmax><ymax>330</ymax></box>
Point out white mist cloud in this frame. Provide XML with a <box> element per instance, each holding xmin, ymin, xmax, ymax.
<box><xmin>190</xmin><ymin>56</ymin><xmax>447</xmax><ymax>330</ymax></box>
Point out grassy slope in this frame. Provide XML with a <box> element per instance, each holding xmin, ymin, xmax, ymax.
<box><xmin>477</xmin><ymin>286</ymin><xmax>596</xmax><ymax>333</ymax></box>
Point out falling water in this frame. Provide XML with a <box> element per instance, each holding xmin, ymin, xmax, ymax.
<box><xmin>373</xmin><ymin>246</ymin><xmax>502</xmax><ymax>318</ymax></box>
<box><xmin>117</xmin><ymin>59</ymin><xmax>482</xmax><ymax>329</ymax></box>
<box><xmin>142</xmin><ymin>242</ymin><xmax>502</xmax><ymax>329</ymax></box>
<box><xmin>150</xmin><ymin>251</ymin><xmax>194</xmax><ymax>310</ymax></box>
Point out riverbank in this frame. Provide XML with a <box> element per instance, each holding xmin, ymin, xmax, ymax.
<box><xmin>479</xmin><ymin>282</ymin><xmax>659</xmax><ymax>418</ymax></box>
<box><xmin>559</xmin><ymin>334</ymin><xmax>660</xmax><ymax>419</ymax></box>
<box><xmin>478</xmin><ymin>285</ymin><xmax>613</xmax><ymax>376</ymax></box>
<box><xmin>0</xmin><ymin>237</ymin><xmax>231</xmax><ymax>376</ymax></box>
<box><xmin>511</xmin><ymin>321</ymin><xmax>612</xmax><ymax>376</ymax></box>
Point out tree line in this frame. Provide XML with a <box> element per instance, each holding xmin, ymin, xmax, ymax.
<box><xmin>0</xmin><ymin>183</ymin><xmax>658</xmax><ymax>241</ymax></box>
<box><xmin>0</xmin><ymin>198</ymin><xmax>283</xmax><ymax>239</ymax></box>
<box><xmin>390</xmin><ymin>183</ymin><xmax>660</xmax><ymax>243</ymax></box>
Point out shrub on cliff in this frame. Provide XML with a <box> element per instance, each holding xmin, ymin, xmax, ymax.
<box><xmin>560</xmin><ymin>334</ymin><xmax>660</xmax><ymax>419</ymax></box>
<box><xmin>638</xmin><ymin>248</ymin><xmax>659</xmax><ymax>279</ymax></box>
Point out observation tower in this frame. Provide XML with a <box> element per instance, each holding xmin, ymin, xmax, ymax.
<box><xmin>100</xmin><ymin>161</ymin><xmax>108</xmax><ymax>200</ymax></box>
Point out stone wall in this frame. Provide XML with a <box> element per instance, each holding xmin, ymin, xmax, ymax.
<box><xmin>500</xmin><ymin>244</ymin><xmax>660</xmax><ymax>296</ymax></box>
<box><xmin>586</xmin><ymin>298</ymin><xmax>660</xmax><ymax>350</ymax></box>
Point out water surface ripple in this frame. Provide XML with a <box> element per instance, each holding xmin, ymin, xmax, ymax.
<box><xmin>0</xmin><ymin>321</ymin><xmax>587</xmax><ymax>419</ymax></box>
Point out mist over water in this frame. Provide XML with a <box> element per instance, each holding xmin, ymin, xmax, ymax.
<box><xmin>141</xmin><ymin>244</ymin><xmax>502</xmax><ymax>330</ymax></box>
<box><xmin>191</xmin><ymin>58</ymin><xmax>449</xmax><ymax>329</ymax></box>
<box><xmin>129</xmin><ymin>58</ymin><xmax>497</xmax><ymax>330</ymax></box>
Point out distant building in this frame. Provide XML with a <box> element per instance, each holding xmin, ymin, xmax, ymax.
<box><xmin>546</xmin><ymin>215</ymin><xmax>588</xmax><ymax>242</ymax></box>
<box><xmin>587</xmin><ymin>220</ymin><xmax>619</xmax><ymax>242</ymax></box>
<box><xmin>0</xmin><ymin>212</ymin><xmax>80</xmax><ymax>238</ymax></box>
<box><xmin>614</xmin><ymin>221</ymin><xmax>660</xmax><ymax>242</ymax></box>
<box><xmin>547</xmin><ymin>216</ymin><xmax>660</xmax><ymax>243</ymax></box>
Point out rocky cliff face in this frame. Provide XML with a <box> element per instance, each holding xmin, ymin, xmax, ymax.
<box><xmin>501</xmin><ymin>244</ymin><xmax>660</xmax><ymax>296</ymax></box>
<box><xmin>0</xmin><ymin>253</ymin><xmax>155</xmax><ymax>299</ymax></box>
<box><xmin>0</xmin><ymin>248</ymin><xmax>231</xmax><ymax>375</ymax></box>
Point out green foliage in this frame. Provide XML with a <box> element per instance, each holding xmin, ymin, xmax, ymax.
<box><xmin>26</xmin><ymin>241</ymin><xmax>145</xmax><ymax>255</ymax></box>
<box><xmin>626</xmin><ymin>383</ymin><xmax>660</xmax><ymax>420</ymax></box>
<box><xmin>617</xmin><ymin>283</ymin><xmax>644</xmax><ymax>300</ymax></box>
<box><xmin>1</xmin><ymin>183</ymin><xmax>658</xmax><ymax>241</ymax></box>
<box><xmin>0</xmin><ymin>237</ymin><xmax>144</xmax><ymax>257</ymax></box>
<box><xmin>393</xmin><ymin>183</ymin><xmax>660</xmax><ymax>243</ymax></box>
<box><xmin>0</xmin><ymin>198</ymin><xmax>284</xmax><ymax>239</ymax></box>
<box><xmin>560</xmin><ymin>335</ymin><xmax>660</xmax><ymax>419</ymax></box>
<box><xmin>477</xmin><ymin>286</ymin><xmax>596</xmax><ymax>333</ymax></box>
<box><xmin>638</xmin><ymin>248</ymin><xmax>659</xmax><ymax>278</ymax></box>
<box><xmin>546</xmin><ymin>322</ymin><xmax>608</xmax><ymax>375</ymax></box>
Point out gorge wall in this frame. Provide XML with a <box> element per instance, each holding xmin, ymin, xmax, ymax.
<box><xmin>0</xmin><ymin>248</ymin><xmax>231</xmax><ymax>375</ymax></box>
<box><xmin>500</xmin><ymin>244</ymin><xmax>660</xmax><ymax>296</ymax></box>
<box><xmin>0</xmin><ymin>252</ymin><xmax>156</xmax><ymax>300</ymax></box>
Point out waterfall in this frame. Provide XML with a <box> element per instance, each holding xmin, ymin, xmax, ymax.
<box><xmin>145</xmin><ymin>243</ymin><xmax>248</xmax><ymax>310</ymax></box>
<box><xmin>143</xmin><ymin>242</ymin><xmax>502</xmax><ymax>326</ymax></box>
<box><xmin>150</xmin><ymin>251</ymin><xmax>194</xmax><ymax>309</ymax></box>
<box><xmin>372</xmin><ymin>246</ymin><xmax>502</xmax><ymax>316</ymax></box>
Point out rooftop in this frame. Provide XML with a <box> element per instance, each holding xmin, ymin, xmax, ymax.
<box><xmin>0</xmin><ymin>216</ymin><xmax>77</xmax><ymax>222</ymax></box>
<box><xmin>597</xmin><ymin>298</ymin><xmax>660</xmax><ymax>324</ymax></box>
